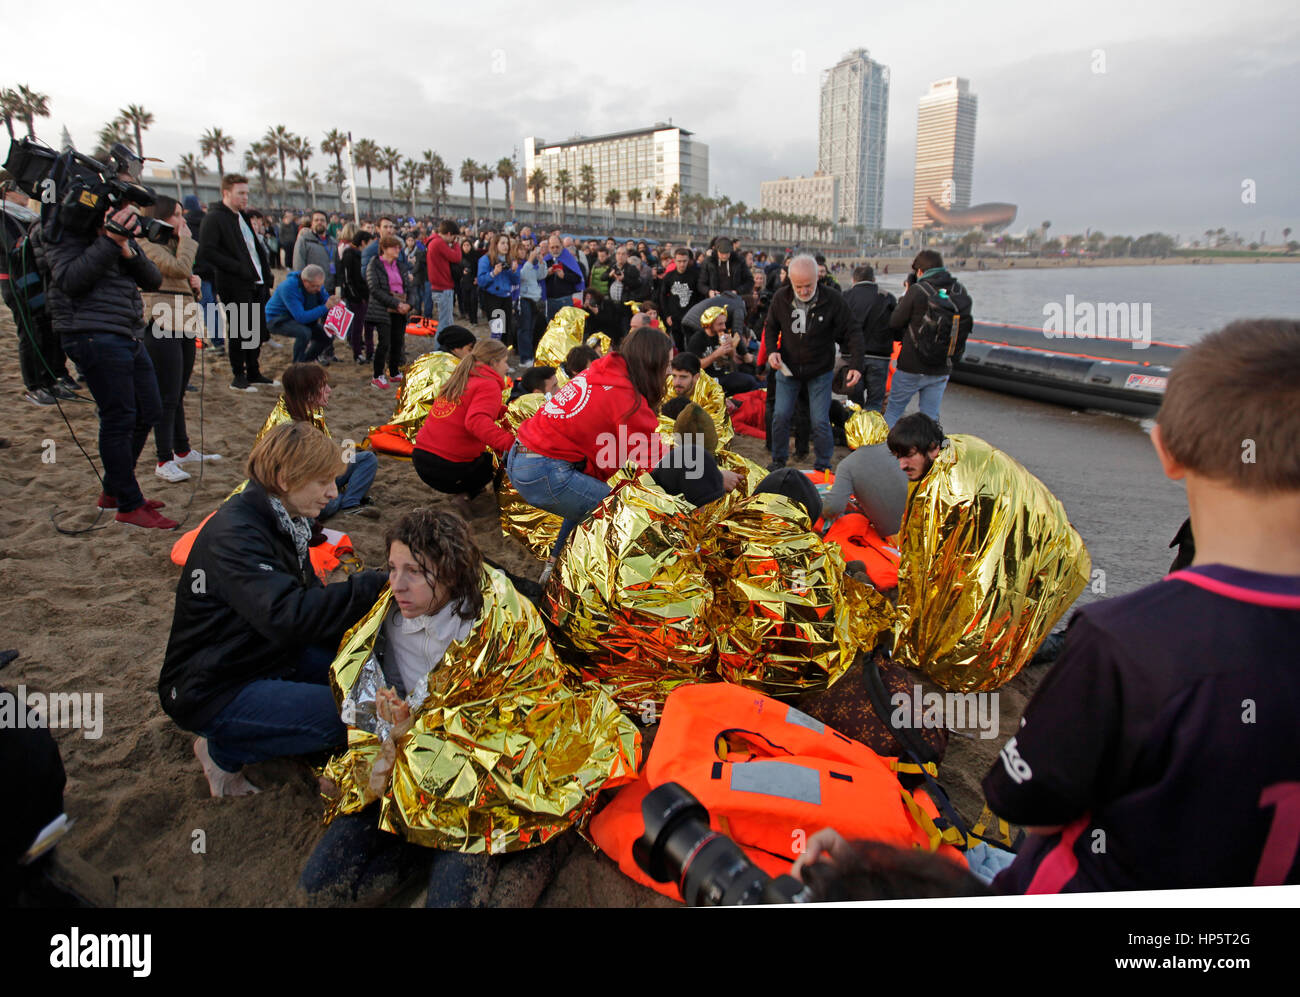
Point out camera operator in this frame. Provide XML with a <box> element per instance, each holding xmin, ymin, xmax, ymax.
<box><xmin>196</xmin><ymin>174</ymin><xmax>274</xmax><ymax>392</ymax></box>
<box><xmin>33</xmin><ymin>177</ymin><xmax>175</xmax><ymax>528</ymax></box>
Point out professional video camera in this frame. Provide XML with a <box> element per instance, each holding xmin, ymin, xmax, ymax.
<box><xmin>3</xmin><ymin>136</ymin><xmax>169</xmax><ymax>242</ymax></box>
<box><xmin>633</xmin><ymin>782</ymin><xmax>812</xmax><ymax>905</ymax></box>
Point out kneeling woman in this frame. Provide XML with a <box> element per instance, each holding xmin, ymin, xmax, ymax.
<box><xmin>411</xmin><ymin>339</ymin><xmax>514</xmax><ymax>518</ymax></box>
<box><xmin>507</xmin><ymin>326</ymin><xmax>671</xmax><ymax>576</ymax></box>
<box><xmin>304</xmin><ymin>509</ymin><xmax>637</xmax><ymax>906</ymax></box>
<box><xmin>159</xmin><ymin>423</ymin><xmax>388</xmax><ymax>797</ymax></box>
<box><xmin>259</xmin><ymin>362</ymin><xmax>379</xmax><ymax>519</ymax></box>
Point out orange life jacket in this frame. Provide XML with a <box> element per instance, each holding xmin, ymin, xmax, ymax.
<box><xmin>365</xmin><ymin>424</ymin><xmax>415</xmax><ymax>458</ymax></box>
<box><xmin>171</xmin><ymin>512</ymin><xmax>352</xmax><ymax>583</ymax></box>
<box><xmin>823</xmin><ymin>512</ymin><xmax>901</xmax><ymax>590</ymax></box>
<box><xmin>590</xmin><ymin>683</ymin><xmax>963</xmax><ymax>902</ymax></box>
<box><xmin>406</xmin><ymin>316</ymin><xmax>439</xmax><ymax>336</ymax></box>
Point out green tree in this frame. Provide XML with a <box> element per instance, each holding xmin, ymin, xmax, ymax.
<box><xmin>380</xmin><ymin>145</ymin><xmax>403</xmax><ymax>212</ymax></box>
<box><xmin>555</xmin><ymin>168</ymin><xmax>573</xmax><ymax>226</ymax></box>
<box><xmin>118</xmin><ymin>104</ymin><xmax>153</xmax><ymax>158</ymax></box>
<box><xmin>578</xmin><ymin>165</ymin><xmax>596</xmax><ymax>228</ymax></box>
<box><xmin>320</xmin><ymin>129</ymin><xmax>347</xmax><ymax>185</ymax></box>
<box><xmin>243</xmin><ymin>141</ymin><xmax>277</xmax><ymax>202</ymax></box>
<box><xmin>0</xmin><ymin>89</ymin><xmax>21</xmax><ymax>141</ymax></box>
<box><xmin>177</xmin><ymin>153</ymin><xmax>204</xmax><ymax>198</ymax></box>
<box><xmin>496</xmin><ymin>156</ymin><xmax>517</xmax><ymax>213</ymax></box>
<box><xmin>200</xmin><ymin>127</ymin><xmax>235</xmax><ymax>179</ymax></box>
<box><xmin>93</xmin><ymin>118</ymin><xmax>131</xmax><ymax>160</ymax></box>
<box><xmin>262</xmin><ymin>125</ymin><xmax>296</xmax><ymax>195</ymax></box>
<box><xmin>605</xmin><ymin>188</ymin><xmax>621</xmax><ymax>228</ymax></box>
<box><xmin>400</xmin><ymin>157</ymin><xmax>424</xmax><ymax>216</ymax></box>
<box><xmin>527</xmin><ymin>167</ymin><xmax>549</xmax><ymax>221</ymax></box>
<box><xmin>293</xmin><ymin>166</ymin><xmax>320</xmax><ymax>209</ymax></box>
<box><xmin>353</xmin><ymin>139</ymin><xmax>380</xmax><ymax>215</ymax></box>
<box><xmin>16</xmin><ymin>85</ymin><xmax>51</xmax><ymax>138</ymax></box>
<box><xmin>627</xmin><ymin>186</ymin><xmax>642</xmax><ymax>231</ymax></box>
<box><xmin>460</xmin><ymin>158</ymin><xmax>479</xmax><ymax>228</ymax></box>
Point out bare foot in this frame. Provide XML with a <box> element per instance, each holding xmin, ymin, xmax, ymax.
<box><xmin>193</xmin><ymin>737</ymin><xmax>260</xmax><ymax>797</ymax></box>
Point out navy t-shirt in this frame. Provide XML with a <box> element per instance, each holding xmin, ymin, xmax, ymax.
<box><xmin>983</xmin><ymin>564</ymin><xmax>1300</xmax><ymax>893</ymax></box>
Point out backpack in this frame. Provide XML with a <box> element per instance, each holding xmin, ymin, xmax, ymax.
<box><xmin>910</xmin><ymin>278</ymin><xmax>972</xmax><ymax>367</ymax></box>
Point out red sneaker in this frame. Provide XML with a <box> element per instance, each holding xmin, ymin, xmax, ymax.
<box><xmin>98</xmin><ymin>493</ymin><xmax>166</xmax><ymax>511</ymax></box>
<box><xmin>115</xmin><ymin>505</ymin><xmax>179</xmax><ymax>530</ymax></box>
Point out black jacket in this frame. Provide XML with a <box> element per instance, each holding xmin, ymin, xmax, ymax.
<box><xmin>762</xmin><ymin>283</ymin><xmax>861</xmax><ymax>380</ymax></box>
<box><xmin>656</xmin><ymin>263</ymin><xmax>702</xmax><ymax>330</ymax></box>
<box><xmin>366</xmin><ymin>254</ymin><xmax>411</xmax><ymax>311</ymax></box>
<box><xmin>606</xmin><ymin>259</ymin><xmax>641</xmax><ymax>303</ymax></box>
<box><xmin>889</xmin><ymin>268</ymin><xmax>966</xmax><ymax>375</ymax></box>
<box><xmin>698</xmin><ymin>251</ymin><xmax>753</xmax><ymax>298</ymax></box>
<box><xmin>33</xmin><ymin>223</ymin><xmax>161</xmax><ymax>339</ymax></box>
<box><xmin>159</xmin><ymin>479</ymin><xmax>386</xmax><ymax>731</ymax></box>
<box><xmin>197</xmin><ymin>201</ymin><xmax>273</xmax><ymax>303</ymax></box>
<box><xmin>843</xmin><ymin>281</ymin><xmax>896</xmax><ymax>359</ymax></box>
<box><xmin>339</xmin><ymin>245</ymin><xmax>368</xmax><ymax>302</ymax></box>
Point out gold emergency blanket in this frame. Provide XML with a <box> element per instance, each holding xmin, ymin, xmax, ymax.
<box><xmin>843</xmin><ymin>405</ymin><xmax>888</xmax><ymax>450</ymax></box>
<box><xmin>375</xmin><ymin>350</ymin><xmax>461</xmax><ymax>443</ymax></box>
<box><xmin>498</xmin><ymin>392</ymin><xmax>564</xmax><ymax>560</ymax></box>
<box><xmin>321</xmin><ymin>569</ymin><xmax>641</xmax><ymax>852</ymax></box>
<box><xmin>892</xmin><ymin>433</ymin><xmax>1091</xmax><ymax>692</ymax></box>
<box><xmin>545</xmin><ymin>473</ymin><xmax>893</xmax><ymax>710</ymax></box>
<box><xmin>658</xmin><ymin>372</ymin><xmax>734</xmax><ymax>449</ymax></box>
<box><xmin>255</xmin><ymin>396</ymin><xmax>330</xmax><ymax>443</ymax></box>
<box><xmin>534</xmin><ymin>307</ymin><xmax>588</xmax><ymax>369</ymax></box>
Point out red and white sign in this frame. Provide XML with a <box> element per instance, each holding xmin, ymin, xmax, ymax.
<box><xmin>324</xmin><ymin>303</ymin><xmax>355</xmax><ymax>341</ymax></box>
<box><xmin>1124</xmin><ymin>372</ymin><xmax>1168</xmax><ymax>392</ymax></box>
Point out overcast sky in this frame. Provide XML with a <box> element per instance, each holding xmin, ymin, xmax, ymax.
<box><xmin>4</xmin><ymin>0</ymin><xmax>1297</xmax><ymax>238</ymax></box>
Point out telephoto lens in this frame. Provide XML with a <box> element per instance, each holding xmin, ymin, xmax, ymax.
<box><xmin>633</xmin><ymin>782</ymin><xmax>810</xmax><ymax>905</ymax></box>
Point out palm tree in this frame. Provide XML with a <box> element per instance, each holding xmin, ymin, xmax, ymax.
<box><xmin>1</xmin><ymin>89</ymin><xmax>24</xmax><ymax>141</ymax></box>
<box><xmin>429</xmin><ymin>159</ymin><xmax>452</xmax><ymax>216</ymax></box>
<box><xmin>199</xmin><ymin>127</ymin><xmax>235</xmax><ymax>179</ymax></box>
<box><xmin>262</xmin><ymin>125</ymin><xmax>296</xmax><ymax>195</ymax></box>
<box><xmin>734</xmin><ymin>201</ymin><xmax>748</xmax><ymax>238</ymax></box>
<box><xmin>176</xmin><ymin>153</ymin><xmax>204</xmax><ymax>197</ymax></box>
<box><xmin>118</xmin><ymin>104</ymin><xmax>153</xmax><ymax>158</ymax></box>
<box><xmin>459</xmin><ymin>158</ymin><xmax>479</xmax><ymax>228</ymax></box>
<box><xmin>326</xmin><ymin>163</ymin><xmax>347</xmax><ymax>204</ymax></box>
<box><xmin>16</xmin><ymin>85</ymin><xmax>51</xmax><ymax>138</ymax></box>
<box><xmin>243</xmin><ymin>142</ymin><xmax>276</xmax><ymax>202</ymax></box>
<box><xmin>663</xmin><ymin>184</ymin><xmax>680</xmax><ymax>229</ymax></box>
<box><xmin>320</xmin><ymin>129</ymin><xmax>346</xmax><ymax>184</ymax></box>
<box><xmin>379</xmin><ymin>146</ymin><xmax>402</xmax><ymax>212</ymax></box>
<box><xmin>93</xmin><ymin>118</ymin><xmax>131</xmax><ymax>160</ymax></box>
<box><xmin>399</xmin><ymin>157</ymin><xmax>424</xmax><ymax>216</ymax></box>
<box><xmin>353</xmin><ymin>139</ymin><xmax>380</xmax><ymax>215</ymax></box>
<box><xmin>649</xmin><ymin>185</ymin><xmax>662</xmax><ymax>229</ymax></box>
<box><xmin>605</xmin><ymin>188</ymin><xmax>621</xmax><ymax>228</ymax></box>
<box><xmin>553</xmin><ymin>169</ymin><xmax>573</xmax><ymax>226</ymax></box>
<box><xmin>293</xmin><ymin>166</ymin><xmax>320</xmax><ymax>209</ymax></box>
<box><xmin>578</xmin><ymin>166</ymin><xmax>596</xmax><ymax>228</ymax></box>
<box><xmin>292</xmin><ymin>135</ymin><xmax>313</xmax><ymax>176</ymax></box>
<box><xmin>477</xmin><ymin>162</ymin><xmax>495</xmax><ymax>220</ymax></box>
<box><xmin>496</xmin><ymin>156</ymin><xmax>517</xmax><ymax>213</ymax></box>
<box><xmin>527</xmin><ymin>167</ymin><xmax>549</xmax><ymax>221</ymax></box>
<box><xmin>627</xmin><ymin>187</ymin><xmax>642</xmax><ymax>231</ymax></box>
<box><xmin>422</xmin><ymin>150</ymin><xmax>446</xmax><ymax>213</ymax></box>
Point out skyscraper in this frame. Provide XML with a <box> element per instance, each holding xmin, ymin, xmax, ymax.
<box><xmin>818</xmin><ymin>49</ymin><xmax>890</xmax><ymax>235</ymax></box>
<box><xmin>912</xmin><ymin>77</ymin><xmax>979</xmax><ymax>229</ymax></box>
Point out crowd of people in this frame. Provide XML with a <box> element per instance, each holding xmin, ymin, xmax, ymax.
<box><xmin>4</xmin><ymin>154</ymin><xmax>1297</xmax><ymax>907</ymax></box>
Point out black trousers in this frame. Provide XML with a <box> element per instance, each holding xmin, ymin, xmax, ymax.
<box><xmin>413</xmin><ymin>447</ymin><xmax>495</xmax><ymax>497</ymax></box>
<box><xmin>144</xmin><ymin>322</ymin><xmax>196</xmax><ymax>462</ymax></box>
<box><xmin>374</xmin><ymin>310</ymin><xmax>407</xmax><ymax>379</ymax></box>
<box><xmin>15</xmin><ymin>311</ymin><xmax>69</xmax><ymax>391</ymax></box>
<box><xmin>221</xmin><ymin>289</ymin><xmax>265</xmax><ymax>381</ymax></box>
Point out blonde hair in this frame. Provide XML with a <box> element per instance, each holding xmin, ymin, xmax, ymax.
<box><xmin>438</xmin><ymin>339</ymin><xmax>509</xmax><ymax>405</ymax></box>
<box><xmin>246</xmin><ymin>422</ymin><xmax>343</xmax><ymax>498</ymax></box>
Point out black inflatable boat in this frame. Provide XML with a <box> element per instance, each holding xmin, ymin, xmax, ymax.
<box><xmin>951</xmin><ymin>322</ymin><xmax>1187</xmax><ymax>416</ymax></box>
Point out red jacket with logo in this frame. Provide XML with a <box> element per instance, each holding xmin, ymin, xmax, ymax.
<box><xmin>515</xmin><ymin>353</ymin><xmax>665</xmax><ymax>481</ymax></box>
<box><xmin>414</xmin><ymin>364</ymin><xmax>514</xmax><ymax>461</ymax></box>
<box><xmin>424</xmin><ymin>235</ymin><xmax>463</xmax><ymax>292</ymax></box>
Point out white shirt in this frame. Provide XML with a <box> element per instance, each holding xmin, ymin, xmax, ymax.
<box><xmin>236</xmin><ymin>213</ymin><xmax>263</xmax><ymax>285</ymax></box>
<box><xmin>383</xmin><ymin>601</ymin><xmax>473</xmax><ymax>698</ymax></box>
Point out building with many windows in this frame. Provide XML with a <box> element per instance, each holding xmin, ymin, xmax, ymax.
<box><xmin>522</xmin><ymin>125</ymin><xmax>708</xmax><ymax>216</ymax></box>
<box><xmin>912</xmin><ymin>77</ymin><xmax>979</xmax><ymax>229</ymax></box>
<box><xmin>759</xmin><ymin>173</ymin><xmax>840</xmax><ymax>224</ymax></box>
<box><xmin>818</xmin><ymin>49</ymin><xmax>890</xmax><ymax>234</ymax></box>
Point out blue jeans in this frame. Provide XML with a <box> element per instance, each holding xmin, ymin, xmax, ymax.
<box><xmin>320</xmin><ymin>449</ymin><xmax>378</xmax><ymax>518</ymax></box>
<box><xmin>885</xmin><ymin>370</ymin><xmax>950</xmax><ymax>428</ymax></box>
<box><xmin>61</xmin><ymin>332</ymin><xmax>162</xmax><ymax>512</ymax></box>
<box><xmin>418</xmin><ymin>283</ymin><xmax>434</xmax><ymax>319</ymax></box>
<box><xmin>200</xmin><ymin>280</ymin><xmax>223</xmax><ymax>345</ymax></box>
<box><xmin>198</xmin><ymin>643</ymin><xmax>344</xmax><ymax>773</ymax></box>
<box><xmin>517</xmin><ymin>297</ymin><xmax>540</xmax><ymax>363</ymax></box>
<box><xmin>545</xmin><ymin>296</ymin><xmax>572</xmax><ymax>323</ymax></box>
<box><xmin>273</xmin><ymin>318</ymin><xmax>331</xmax><ymax>363</ymax></box>
<box><xmin>506</xmin><ymin>444</ymin><xmax>611</xmax><ymax>558</ymax></box>
<box><xmin>771</xmin><ymin>367</ymin><xmax>834</xmax><ymax>469</ymax></box>
<box><xmin>432</xmin><ymin>288</ymin><xmax>455</xmax><ymax>332</ymax></box>
<box><xmin>863</xmin><ymin>357</ymin><xmax>891</xmax><ymax>413</ymax></box>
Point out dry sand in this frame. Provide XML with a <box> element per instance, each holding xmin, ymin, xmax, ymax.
<box><xmin>0</xmin><ymin>304</ymin><xmax>1188</xmax><ymax>907</ymax></box>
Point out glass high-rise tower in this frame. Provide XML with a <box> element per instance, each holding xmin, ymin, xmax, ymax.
<box><xmin>818</xmin><ymin>49</ymin><xmax>890</xmax><ymax>235</ymax></box>
<box><xmin>912</xmin><ymin>77</ymin><xmax>979</xmax><ymax>229</ymax></box>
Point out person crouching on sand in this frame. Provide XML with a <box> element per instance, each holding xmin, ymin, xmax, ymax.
<box><xmin>158</xmin><ymin>423</ymin><xmax>388</xmax><ymax>797</ymax></box>
<box><xmin>411</xmin><ymin>339</ymin><xmax>515</xmax><ymax>520</ymax></box>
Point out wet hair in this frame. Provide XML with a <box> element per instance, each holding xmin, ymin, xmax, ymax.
<box><xmin>280</xmin><ymin>362</ymin><xmax>330</xmax><ymax>423</ymax></box>
<box><xmin>911</xmin><ymin>250</ymin><xmax>943</xmax><ymax>271</ymax></box>
<box><xmin>614</xmin><ymin>326</ymin><xmax>673</xmax><ymax>418</ymax></box>
<box><xmin>1157</xmin><ymin>318</ymin><xmax>1300</xmax><ymax>490</ymax></box>
<box><xmin>246</xmin><ymin>422</ymin><xmax>342</xmax><ymax>498</ymax></box>
<box><xmin>438</xmin><ymin>339</ymin><xmax>509</xmax><ymax>404</ymax></box>
<box><xmin>887</xmin><ymin>413</ymin><xmax>946</xmax><ymax>458</ymax></box>
<box><xmin>564</xmin><ymin>344</ymin><xmax>599</xmax><ymax>374</ymax></box>
<box><xmin>799</xmin><ymin>840</ymin><xmax>991</xmax><ymax>902</ymax></box>
<box><xmin>384</xmin><ymin>509</ymin><xmax>484</xmax><ymax>623</ymax></box>
<box><xmin>671</xmin><ymin>352</ymin><xmax>701</xmax><ymax>376</ymax></box>
<box><xmin>520</xmin><ymin>365</ymin><xmax>557</xmax><ymax>394</ymax></box>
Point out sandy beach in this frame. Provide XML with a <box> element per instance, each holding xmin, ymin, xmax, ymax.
<box><xmin>0</xmin><ymin>300</ymin><xmax>1190</xmax><ymax>906</ymax></box>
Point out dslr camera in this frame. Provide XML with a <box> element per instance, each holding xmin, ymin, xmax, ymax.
<box><xmin>3</xmin><ymin>136</ymin><xmax>169</xmax><ymax>242</ymax></box>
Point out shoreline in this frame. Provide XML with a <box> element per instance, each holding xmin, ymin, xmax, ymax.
<box><xmin>826</xmin><ymin>254</ymin><xmax>1300</xmax><ymax>271</ymax></box>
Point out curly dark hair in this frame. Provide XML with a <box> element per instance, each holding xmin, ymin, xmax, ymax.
<box><xmin>383</xmin><ymin>508</ymin><xmax>484</xmax><ymax>621</ymax></box>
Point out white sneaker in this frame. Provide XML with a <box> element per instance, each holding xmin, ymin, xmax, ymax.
<box><xmin>517</xmin><ymin>359</ymin><xmax>534</xmax><ymax>368</ymax></box>
<box><xmin>155</xmin><ymin>459</ymin><xmax>192</xmax><ymax>483</ymax></box>
<box><xmin>174</xmin><ymin>449</ymin><xmax>222</xmax><ymax>464</ymax></box>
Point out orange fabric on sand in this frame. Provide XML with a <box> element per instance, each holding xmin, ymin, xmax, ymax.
<box><xmin>823</xmin><ymin>512</ymin><xmax>900</xmax><ymax>590</ymax></box>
